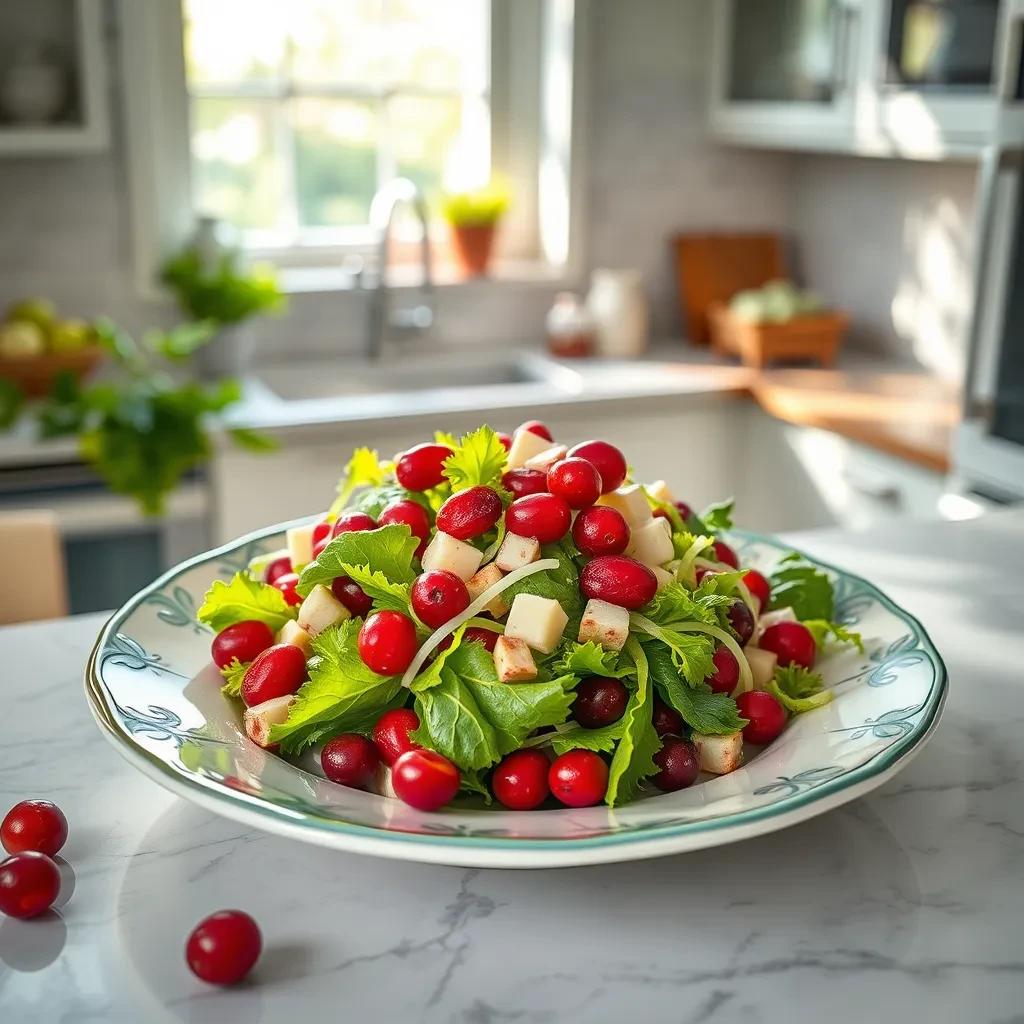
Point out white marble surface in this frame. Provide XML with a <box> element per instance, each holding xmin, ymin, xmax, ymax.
<box><xmin>2</xmin><ymin>510</ymin><xmax>1023</xmax><ymax>1022</ymax></box>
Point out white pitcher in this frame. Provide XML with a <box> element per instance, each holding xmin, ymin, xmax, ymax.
<box><xmin>586</xmin><ymin>269</ymin><xmax>648</xmax><ymax>358</ymax></box>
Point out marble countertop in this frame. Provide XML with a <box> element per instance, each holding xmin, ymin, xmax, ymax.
<box><xmin>4</xmin><ymin>509</ymin><xmax>1023</xmax><ymax>1022</ymax></box>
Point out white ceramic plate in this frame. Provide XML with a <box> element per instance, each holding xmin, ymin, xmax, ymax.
<box><xmin>85</xmin><ymin>519</ymin><xmax>946</xmax><ymax>869</ymax></box>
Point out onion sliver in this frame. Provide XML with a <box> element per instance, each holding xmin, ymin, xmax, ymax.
<box><xmin>400</xmin><ymin>557</ymin><xmax>559</xmax><ymax>688</ymax></box>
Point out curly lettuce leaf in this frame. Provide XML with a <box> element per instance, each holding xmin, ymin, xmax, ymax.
<box><xmin>327</xmin><ymin>447</ymin><xmax>391</xmax><ymax>519</ymax></box>
<box><xmin>803</xmin><ymin>619</ymin><xmax>864</xmax><ymax>654</ymax></box>
<box><xmin>550</xmin><ymin>719</ymin><xmax>626</xmax><ymax>756</ymax></box>
<box><xmin>197</xmin><ymin>571</ymin><xmax>297</xmax><ymax>633</ymax></box>
<box><xmin>334</xmin><ymin>565</ymin><xmax>412</xmax><ymax>615</ymax></box>
<box><xmin>297</xmin><ymin>524</ymin><xmax>419</xmax><ymax>597</ymax></box>
<box><xmin>605</xmin><ymin>637</ymin><xmax>661</xmax><ymax>806</ymax></box>
<box><xmin>442</xmin><ymin>424</ymin><xmax>508</xmax><ymax>493</ymax></box>
<box><xmin>694</xmin><ymin>498</ymin><xmax>734</xmax><ymax>534</ymax></box>
<box><xmin>219</xmin><ymin>657</ymin><xmax>249</xmax><ymax>698</ymax></box>
<box><xmin>769</xmin><ymin>552</ymin><xmax>835</xmax><ymax>621</ymax></box>
<box><xmin>768</xmin><ymin>664</ymin><xmax>834</xmax><ymax>715</ymax></box>
<box><xmin>552</xmin><ymin>641</ymin><xmax>631</xmax><ymax>680</ymax></box>
<box><xmin>643</xmin><ymin>582</ymin><xmax>728</xmax><ymax>627</ymax></box>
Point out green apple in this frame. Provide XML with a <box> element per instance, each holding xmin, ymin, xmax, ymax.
<box><xmin>6</xmin><ymin>297</ymin><xmax>56</xmax><ymax>333</ymax></box>
<box><xmin>50</xmin><ymin>318</ymin><xmax>94</xmax><ymax>353</ymax></box>
<box><xmin>0</xmin><ymin>320</ymin><xmax>46</xmax><ymax>359</ymax></box>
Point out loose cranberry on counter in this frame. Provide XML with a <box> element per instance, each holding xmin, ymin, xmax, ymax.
<box><xmin>1</xmin><ymin>801</ymin><xmax>68</xmax><ymax>857</ymax></box>
<box><xmin>436</xmin><ymin>486</ymin><xmax>502</xmax><ymax>540</ymax></box>
<box><xmin>241</xmin><ymin>644</ymin><xmax>308</xmax><ymax>707</ymax></box>
<box><xmin>736</xmin><ymin>690</ymin><xmax>787</xmax><ymax>745</ymax></box>
<box><xmin>392</xmin><ymin>750</ymin><xmax>461</xmax><ymax>811</ymax></box>
<box><xmin>742</xmin><ymin>569</ymin><xmax>771</xmax><ymax>610</ymax></box>
<box><xmin>185</xmin><ymin>910</ymin><xmax>262</xmax><ymax>986</ymax></box>
<box><xmin>505</xmin><ymin>493</ymin><xmax>571</xmax><ymax>544</ymax></box>
<box><xmin>572</xmin><ymin>505</ymin><xmax>630</xmax><ymax>557</ymax></box>
<box><xmin>211</xmin><ymin>620</ymin><xmax>274</xmax><ymax>669</ymax></box>
<box><xmin>548</xmin><ymin>750</ymin><xmax>609</xmax><ymax>807</ymax></box>
<box><xmin>273</xmin><ymin>573</ymin><xmax>302</xmax><ymax>607</ymax></box>
<box><xmin>572</xmin><ymin>677</ymin><xmax>628</xmax><ymax>728</ymax></box>
<box><xmin>411</xmin><ymin>571</ymin><xmax>471</xmax><ymax>629</ymax></box>
<box><xmin>502</xmin><ymin>468</ymin><xmax>549</xmax><ymax>499</ymax></box>
<box><xmin>566</xmin><ymin>440</ymin><xmax>627</xmax><ymax>494</ymax></box>
<box><xmin>372</xmin><ymin>708</ymin><xmax>422</xmax><ymax>766</ymax></box>
<box><xmin>706</xmin><ymin>646</ymin><xmax>740</xmax><ymax>695</ymax></box>
<box><xmin>759</xmin><ymin>621</ymin><xmax>817</xmax><ymax>670</ymax></box>
<box><xmin>321</xmin><ymin>734</ymin><xmax>380</xmax><ymax>788</ymax></box>
<box><xmin>0</xmin><ymin>851</ymin><xmax>61</xmax><ymax>919</ymax></box>
<box><xmin>516</xmin><ymin>419</ymin><xmax>553</xmax><ymax>441</ymax></box>
<box><xmin>395</xmin><ymin>443</ymin><xmax>453</xmax><ymax>491</ymax></box>
<box><xmin>547</xmin><ymin>458</ymin><xmax>603</xmax><ymax>510</ymax></box>
<box><xmin>492</xmin><ymin>749</ymin><xmax>551</xmax><ymax>810</ymax></box>
<box><xmin>712</xmin><ymin>540</ymin><xmax>740</xmax><ymax>569</ymax></box>
<box><xmin>651</xmin><ymin>737</ymin><xmax>700</xmax><ymax>792</ymax></box>
<box><xmin>332</xmin><ymin>511</ymin><xmax>378</xmax><ymax>536</ymax></box>
<box><xmin>264</xmin><ymin>555</ymin><xmax>293</xmax><ymax>585</ymax></box>
<box><xmin>496</xmin><ymin>431</ymin><xmax>513</xmax><ymax>452</ymax></box>
<box><xmin>651</xmin><ymin>699</ymin><xmax>683</xmax><ymax>737</ymax></box>
<box><xmin>580</xmin><ymin>555</ymin><xmax>658</xmax><ymax>610</ymax></box>
<box><xmin>331</xmin><ymin>576</ymin><xmax>373</xmax><ymax>618</ymax></box>
<box><xmin>726</xmin><ymin>599</ymin><xmax>755</xmax><ymax>647</ymax></box>
<box><xmin>359</xmin><ymin>611</ymin><xmax>419</xmax><ymax>676</ymax></box>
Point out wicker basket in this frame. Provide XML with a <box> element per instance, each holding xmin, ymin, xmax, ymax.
<box><xmin>0</xmin><ymin>346</ymin><xmax>104</xmax><ymax>398</ymax></box>
<box><xmin>708</xmin><ymin>303</ymin><xmax>848</xmax><ymax>369</ymax></box>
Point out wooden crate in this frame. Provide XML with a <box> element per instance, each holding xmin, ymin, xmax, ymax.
<box><xmin>708</xmin><ymin>302</ymin><xmax>849</xmax><ymax>368</ymax></box>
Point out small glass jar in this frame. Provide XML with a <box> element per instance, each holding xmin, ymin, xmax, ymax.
<box><xmin>545</xmin><ymin>291</ymin><xmax>595</xmax><ymax>358</ymax></box>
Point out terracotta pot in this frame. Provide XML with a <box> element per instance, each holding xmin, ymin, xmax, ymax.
<box><xmin>449</xmin><ymin>223</ymin><xmax>497</xmax><ymax>278</ymax></box>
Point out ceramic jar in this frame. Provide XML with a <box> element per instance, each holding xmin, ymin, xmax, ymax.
<box><xmin>586</xmin><ymin>269</ymin><xmax>648</xmax><ymax>358</ymax></box>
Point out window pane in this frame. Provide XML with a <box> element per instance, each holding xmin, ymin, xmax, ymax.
<box><xmin>191</xmin><ymin>98</ymin><xmax>285</xmax><ymax>230</ymax></box>
<box><xmin>183</xmin><ymin>0</ymin><xmax>287</xmax><ymax>86</ymax></box>
<box><xmin>389</xmin><ymin>94</ymin><xmax>461</xmax><ymax>199</ymax></box>
<box><xmin>289</xmin><ymin>0</ymin><xmax>390</xmax><ymax>88</ymax></box>
<box><xmin>293</xmin><ymin>97</ymin><xmax>379</xmax><ymax>227</ymax></box>
<box><xmin>383</xmin><ymin>0</ymin><xmax>489</xmax><ymax>91</ymax></box>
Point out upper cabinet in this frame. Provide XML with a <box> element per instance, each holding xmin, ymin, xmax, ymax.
<box><xmin>710</xmin><ymin>0</ymin><xmax>1023</xmax><ymax>159</ymax></box>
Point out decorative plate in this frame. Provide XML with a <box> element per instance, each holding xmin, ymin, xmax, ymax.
<box><xmin>85</xmin><ymin>519</ymin><xmax>946</xmax><ymax>869</ymax></box>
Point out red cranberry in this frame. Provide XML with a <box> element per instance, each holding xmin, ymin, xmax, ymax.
<box><xmin>506</xmin><ymin>493</ymin><xmax>571</xmax><ymax>544</ymax></box>
<box><xmin>651</xmin><ymin>736</ymin><xmax>700</xmax><ymax>791</ymax></box>
<box><xmin>674</xmin><ymin>500</ymin><xmax>694</xmax><ymax>522</ymax></box>
<box><xmin>321</xmin><ymin>734</ymin><xmax>380</xmax><ymax>788</ymax></box>
<box><xmin>727</xmin><ymin>599</ymin><xmax>755</xmax><ymax>647</ymax></box>
<box><xmin>516</xmin><ymin>419</ymin><xmax>553</xmax><ymax>441</ymax></box>
<box><xmin>695</xmin><ymin>566</ymin><xmax>720</xmax><ymax>587</ymax></box>
<box><xmin>652</xmin><ymin>698</ymin><xmax>683</xmax><ymax>737</ymax></box>
<box><xmin>411</xmin><ymin>571</ymin><xmax>470</xmax><ymax>629</ymax></box>
<box><xmin>312</xmin><ymin>520</ymin><xmax>332</xmax><ymax>546</ymax></box>
<box><xmin>1</xmin><ymin>801</ymin><xmax>67</xmax><ymax>857</ymax></box>
<box><xmin>442</xmin><ymin>626</ymin><xmax>499</xmax><ymax>652</ymax></box>
<box><xmin>572</xmin><ymin>677</ymin><xmax>628</xmax><ymax>728</ymax></box>
<box><xmin>211</xmin><ymin>620</ymin><xmax>274</xmax><ymax>669</ymax></box>
<box><xmin>372</xmin><ymin>708</ymin><xmax>421</xmax><ymax>765</ymax></box>
<box><xmin>547</xmin><ymin>458</ymin><xmax>602</xmax><ymax>509</ymax></box>
<box><xmin>492</xmin><ymin>749</ymin><xmax>551</xmax><ymax>810</ymax></box>
<box><xmin>313</xmin><ymin>536</ymin><xmax>330</xmax><ymax>559</ymax></box>
<box><xmin>358</xmin><ymin>611</ymin><xmax>419</xmax><ymax>676</ymax></box>
<box><xmin>572</xmin><ymin>505</ymin><xmax>630</xmax><ymax>557</ymax></box>
<box><xmin>379</xmin><ymin>500</ymin><xmax>432</xmax><ymax>556</ymax></box>
<box><xmin>713</xmin><ymin>540</ymin><xmax>739</xmax><ymax>569</ymax></box>
<box><xmin>759</xmin><ymin>621</ymin><xmax>817</xmax><ymax>670</ymax></box>
<box><xmin>436</xmin><ymin>486</ymin><xmax>502</xmax><ymax>540</ymax></box>
<box><xmin>264</xmin><ymin>555</ymin><xmax>292</xmax><ymax>585</ymax></box>
<box><xmin>548</xmin><ymin>750</ymin><xmax>608</xmax><ymax>807</ymax></box>
<box><xmin>273</xmin><ymin>573</ymin><xmax>302</xmax><ymax>607</ymax></box>
<box><xmin>392</xmin><ymin>750</ymin><xmax>461</xmax><ymax>810</ymax></box>
<box><xmin>502</xmin><ymin>468</ymin><xmax>549</xmax><ymax>499</ymax></box>
<box><xmin>736</xmin><ymin>690</ymin><xmax>787</xmax><ymax>745</ymax></box>
<box><xmin>332</xmin><ymin>511</ymin><xmax>377</xmax><ymax>536</ymax></box>
<box><xmin>241</xmin><ymin>644</ymin><xmax>307</xmax><ymax>707</ymax></box>
<box><xmin>566</xmin><ymin>440</ymin><xmax>627</xmax><ymax>494</ymax></box>
<box><xmin>331</xmin><ymin>576</ymin><xmax>373</xmax><ymax>618</ymax></box>
<box><xmin>706</xmin><ymin>645</ymin><xmax>740</xmax><ymax>694</ymax></box>
<box><xmin>580</xmin><ymin>555</ymin><xmax>657</xmax><ymax>610</ymax></box>
<box><xmin>395</xmin><ymin>443</ymin><xmax>453</xmax><ymax>491</ymax></box>
<box><xmin>496</xmin><ymin>431</ymin><xmax>513</xmax><ymax>452</ymax></box>
<box><xmin>0</xmin><ymin>851</ymin><xmax>61</xmax><ymax>919</ymax></box>
<box><xmin>185</xmin><ymin>910</ymin><xmax>262</xmax><ymax>986</ymax></box>
<box><xmin>742</xmin><ymin>569</ymin><xmax>771</xmax><ymax>610</ymax></box>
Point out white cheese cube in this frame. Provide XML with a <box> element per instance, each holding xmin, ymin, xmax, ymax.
<box><xmin>421</xmin><ymin>531</ymin><xmax>484</xmax><ymax>581</ymax></box>
<box><xmin>692</xmin><ymin>732</ymin><xmax>744</xmax><ymax>775</ymax></box>
<box><xmin>297</xmin><ymin>584</ymin><xmax>350</xmax><ymax>638</ymax></box>
<box><xmin>647</xmin><ymin>479</ymin><xmax>675</xmax><ymax>504</ymax></box>
<box><xmin>651</xmin><ymin>565</ymin><xmax>674</xmax><ymax>592</ymax></box>
<box><xmin>598</xmin><ymin>484</ymin><xmax>652</xmax><ymax>527</ymax></box>
<box><xmin>524</xmin><ymin>444</ymin><xmax>569</xmax><ymax>472</ymax></box>
<box><xmin>578</xmin><ymin>598</ymin><xmax>630</xmax><ymax>651</ymax></box>
<box><xmin>466</xmin><ymin>564</ymin><xmax>509</xmax><ymax>617</ymax></box>
<box><xmin>504</xmin><ymin>593</ymin><xmax>568</xmax><ymax>654</ymax></box>
<box><xmin>746</xmin><ymin>647</ymin><xmax>778</xmax><ymax>690</ymax></box>
<box><xmin>625</xmin><ymin>518</ymin><xmax>675</xmax><ymax>568</ymax></box>
<box><xmin>656</xmin><ymin>515</ymin><xmax>673</xmax><ymax>536</ymax></box>
<box><xmin>493</xmin><ymin>635</ymin><xmax>538</xmax><ymax>682</ymax></box>
<box><xmin>276</xmin><ymin>619</ymin><xmax>313</xmax><ymax>658</ymax></box>
<box><xmin>243</xmin><ymin>695</ymin><xmax>295</xmax><ymax>749</ymax></box>
<box><xmin>506</xmin><ymin>429</ymin><xmax>555</xmax><ymax>470</ymax></box>
<box><xmin>371</xmin><ymin>763</ymin><xmax>397</xmax><ymax>798</ymax></box>
<box><xmin>287</xmin><ymin>524</ymin><xmax>316</xmax><ymax>569</ymax></box>
<box><xmin>494</xmin><ymin>533</ymin><xmax>541</xmax><ymax>572</ymax></box>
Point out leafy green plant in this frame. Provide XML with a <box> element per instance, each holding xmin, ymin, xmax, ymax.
<box><xmin>440</xmin><ymin>181</ymin><xmax>511</xmax><ymax>227</ymax></box>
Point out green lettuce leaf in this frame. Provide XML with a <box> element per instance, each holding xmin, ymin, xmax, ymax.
<box><xmin>605</xmin><ymin>637</ymin><xmax>661</xmax><ymax>806</ymax></box>
<box><xmin>695</xmin><ymin>498</ymin><xmax>734</xmax><ymax>534</ymax></box>
<box><xmin>769</xmin><ymin>552</ymin><xmax>835</xmax><ymax>621</ymax></box>
<box><xmin>768</xmin><ymin>664</ymin><xmax>834</xmax><ymax>715</ymax></box>
<box><xmin>297</xmin><ymin>524</ymin><xmax>419</xmax><ymax>597</ymax></box>
<box><xmin>197</xmin><ymin>571</ymin><xmax>297</xmax><ymax>633</ymax></box>
<box><xmin>219</xmin><ymin>657</ymin><xmax>249</xmax><ymax>698</ymax></box>
<box><xmin>327</xmin><ymin>447</ymin><xmax>390</xmax><ymax>519</ymax></box>
<box><xmin>442</xmin><ymin>425</ymin><xmax>508</xmax><ymax>493</ymax></box>
<box><xmin>334</xmin><ymin>564</ymin><xmax>412</xmax><ymax>615</ymax></box>
<box><xmin>550</xmin><ymin>719</ymin><xmax>625</xmax><ymax>756</ymax></box>
<box><xmin>552</xmin><ymin>641</ymin><xmax>631</xmax><ymax>679</ymax></box>
<box><xmin>348</xmin><ymin>483</ymin><xmax>430</xmax><ymax>520</ymax></box>
<box><xmin>802</xmin><ymin>619</ymin><xmax>865</xmax><ymax>654</ymax></box>
<box><xmin>412</xmin><ymin>667</ymin><xmax>498</xmax><ymax>770</ymax></box>
<box><xmin>642</xmin><ymin>487</ymin><xmax>686</xmax><ymax>533</ymax></box>
<box><xmin>643</xmin><ymin>582</ymin><xmax>728</xmax><ymax>627</ymax></box>
<box><xmin>629</xmin><ymin>614</ymin><xmax>717</xmax><ymax>685</ymax></box>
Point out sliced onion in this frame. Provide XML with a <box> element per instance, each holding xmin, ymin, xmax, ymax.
<box><xmin>400</xmin><ymin>557</ymin><xmax>559</xmax><ymax>688</ymax></box>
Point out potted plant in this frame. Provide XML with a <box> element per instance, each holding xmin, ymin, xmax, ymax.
<box><xmin>440</xmin><ymin>181</ymin><xmax>510</xmax><ymax>278</ymax></box>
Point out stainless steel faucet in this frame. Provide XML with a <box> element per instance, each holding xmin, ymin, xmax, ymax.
<box><xmin>363</xmin><ymin>178</ymin><xmax>434</xmax><ymax>362</ymax></box>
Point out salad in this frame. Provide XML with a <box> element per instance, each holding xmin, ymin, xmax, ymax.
<box><xmin>198</xmin><ymin>422</ymin><xmax>862</xmax><ymax>812</ymax></box>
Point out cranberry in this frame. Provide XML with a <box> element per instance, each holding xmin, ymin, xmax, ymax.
<box><xmin>313</xmin><ymin>536</ymin><xmax>330</xmax><ymax>559</ymax></box>
<box><xmin>379</xmin><ymin>499</ymin><xmax>432</xmax><ymax>551</ymax></box>
<box><xmin>0</xmin><ymin>851</ymin><xmax>61</xmax><ymax>919</ymax></box>
<box><xmin>453</xmin><ymin>626</ymin><xmax>499</xmax><ymax>652</ymax></box>
<box><xmin>264</xmin><ymin>555</ymin><xmax>293</xmax><ymax>585</ymax></box>
<box><xmin>548</xmin><ymin>750</ymin><xmax>608</xmax><ymax>807</ymax></box>
<box><xmin>572</xmin><ymin>677</ymin><xmax>628</xmax><ymax>728</ymax></box>
<box><xmin>516</xmin><ymin>419</ymin><xmax>553</xmax><ymax>441</ymax></box>
<box><xmin>372</xmin><ymin>708</ymin><xmax>422</xmax><ymax>765</ymax></box>
<box><xmin>742</xmin><ymin>569</ymin><xmax>771</xmax><ymax>610</ymax></box>
<box><xmin>567</xmin><ymin>440</ymin><xmax>627</xmax><ymax>494</ymax></box>
<box><xmin>706</xmin><ymin>645</ymin><xmax>740</xmax><ymax>694</ymax></box>
<box><xmin>436</xmin><ymin>486</ymin><xmax>502</xmax><ymax>540</ymax></box>
<box><xmin>713</xmin><ymin>540</ymin><xmax>740</xmax><ymax>569</ymax></box>
<box><xmin>652</xmin><ymin>698</ymin><xmax>683</xmax><ymax>737</ymax></box>
<box><xmin>580</xmin><ymin>555</ymin><xmax>657</xmax><ymax>610</ymax></box>
<box><xmin>273</xmin><ymin>573</ymin><xmax>302</xmax><ymax>607</ymax></box>
<box><xmin>358</xmin><ymin>611</ymin><xmax>419</xmax><ymax>676</ymax></box>
<box><xmin>211</xmin><ymin>620</ymin><xmax>274</xmax><ymax>669</ymax></box>
<box><xmin>674</xmin><ymin>500</ymin><xmax>694</xmax><ymax>522</ymax></box>
<box><xmin>333</xmin><ymin>511</ymin><xmax>378</xmax><ymax>536</ymax></box>
<box><xmin>505</xmin><ymin>493</ymin><xmax>571</xmax><ymax>544</ymax></box>
<box><xmin>502</xmin><ymin>468</ymin><xmax>549</xmax><ymax>499</ymax></box>
<box><xmin>241</xmin><ymin>644</ymin><xmax>307</xmax><ymax>707</ymax></box>
<box><xmin>695</xmin><ymin>566</ymin><xmax>719</xmax><ymax>586</ymax></box>
<box><xmin>759</xmin><ymin>621</ymin><xmax>817</xmax><ymax>670</ymax></box>
<box><xmin>492</xmin><ymin>749</ymin><xmax>550</xmax><ymax>810</ymax></box>
<box><xmin>651</xmin><ymin>736</ymin><xmax>700</xmax><ymax>791</ymax></box>
<box><xmin>496</xmin><ymin>431</ymin><xmax>513</xmax><ymax>452</ymax></box>
<box><xmin>392</xmin><ymin>749</ymin><xmax>461</xmax><ymax>811</ymax></box>
<box><xmin>547</xmin><ymin>458</ymin><xmax>602</xmax><ymax>509</ymax></box>
<box><xmin>331</xmin><ymin>576</ymin><xmax>373</xmax><ymax>617</ymax></box>
<box><xmin>312</xmin><ymin>520</ymin><xmax>332</xmax><ymax>546</ymax></box>
<box><xmin>411</xmin><ymin>570</ymin><xmax>470</xmax><ymax>629</ymax></box>
<box><xmin>185</xmin><ymin>910</ymin><xmax>262</xmax><ymax>986</ymax></box>
<box><xmin>727</xmin><ymin>599</ymin><xmax>755</xmax><ymax>647</ymax></box>
<box><xmin>321</xmin><ymin>734</ymin><xmax>380</xmax><ymax>788</ymax></box>
<box><xmin>1</xmin><ymin>801</ymin><xmax>68</xmax><ymax>857</ymax></box>
<box><xmin>395</xmin><ymin>443</ymin><xmax>453</xmax><ymax>491</ymax></box>
<box><xmin>736</xmin><ymin>690</ymin><xmax>787</xmax><ymax>745</ymax></box>
<box><xmin>572</xmin><ymin>505</ymin><xmax>630</xmax><ymax>557</ymax></box>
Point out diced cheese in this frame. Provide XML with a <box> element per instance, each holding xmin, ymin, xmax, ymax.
<box><xmin>625</xmin><ymin>518</ymin><xmax>674</xmax><ymax>567</ymax></box>
<box><xmin>524</xmin><ymin>444</ymin><xmax>569</xmax><ymax>472</ymax></box>
<box><xmin>286</xmin><ymin>524</ymin><xmax>316</xmax><ymax>569</ymax></box>
<box><xmin>656</xmin><ymin>515</ymin><xmax>673</xmax><ymax>536</ymax></box>
<box><xmin>466</xmin><ymin>564</ymin><xmax>509</xmax><ymax>617</ymax></box>
<box><xmin>297</xmin><ymin>584</ymin><xmax>350</xmax><ymax>637</ymax></box>
<box><xmin>371</xmin><ymin>763</ymin><xmax>397</xmax><ymax>798</ymax></box>
<box><xmin>493</xmin><ymin>635</ymin><xmax>538</xmax><ymax>682</ymax></box>
<box><xmin>745</xmin><ymin>647</ymin><xmax>778</xmax><ymax>690</ymax></box>
<box><xmin>756</xmin><ymin>606</ymin><xmax>797</xmax><ymax>639</ymax></box>
<box><xmin>421</xmin><ymin>531</ymin><xmax>484</xmax><ymax>581</ymax></box>
<box><xmin>504</xmin><ymin>593</ymin><xmax>568</xmax><ymax>654</ymax></box>
<box><xmin>578</xmin><ymin>598</ymin><xmax>629</xmax><ymax>651</ymax></box>
<box><xmin>651</xmin><ymin>565</ymin><xmax>674</xmax><ymax>592</ymax></box>
<box><xmin>276</xmin><ymin>619</ymin><xmax>313</xmax><ymax>658</ymax></box>
<box><xmin>692</xmin><ymin>732</ymin><xmax>744</xmax><ymax>775</ymax></box>
<box><xmin>506</xmin><ymin>429</ymin><xmax>555</xmax><ymax>470</ymax></box>
<box><xmin>243</xmin><ymin>695</ymin><xmax>295</xmax><ymax>748</ymax></box>
<box><xmin>647</xmin><ymin>479</ymin><xmax>675</xmax><ymax>504</ymax></box>
<box><xmin>494</xmin><ymin>533</ymin><xmax>541</xmax><ymax>572</ymax></box>
<box><xmin>598</xmin><ymin>484</ymin><xmax>652</xmax><ymax>527</ymax></box>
